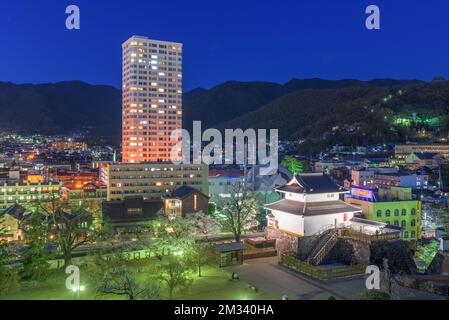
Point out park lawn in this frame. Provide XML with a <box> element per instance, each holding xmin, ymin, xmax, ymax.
<box><xmin>161</xmin><ymin>266</ymin><xmax>277</xmax><ymax>300</ymax></box>
<box><xmin>1</xmin><ymin>260</ymin><xmax>277</xmax><ymax>300</ymax></box>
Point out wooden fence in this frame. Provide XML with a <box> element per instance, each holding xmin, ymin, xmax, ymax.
<box><xmin>339</xmin><ymin>228</ymin><xmax>400</xmax><ymax>243</ymax></box>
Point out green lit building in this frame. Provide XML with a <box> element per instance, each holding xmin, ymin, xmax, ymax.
<box><xmin>346</xmin><ymin>187</ymin><xmax>421</xmax><ymax>244</ymax></box>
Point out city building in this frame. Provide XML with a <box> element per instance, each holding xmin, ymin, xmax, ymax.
<box><xmin>346</xmin><ymin>186</ymin><xmax>422</xmax><ymax>243</ymax></box>
<box><xmin>100</xmin><ymin>162</ymin><xmax>208</xmax><ymax>201</ymax></box>
<box><xmin>50</xmin><ymin>140</ymin><xmax>87</xmax><ymax>152</ymax></box>
<box><xmin>49</xmin><ymin>170</ymin><xmax>99</xmax><ymax>186</ymax></box>
<box><xmin>373</xmin><ymin>172</ymin><xmax>428</xmax><ymax>190</ymax></box>
<box><xmin>162</xmin><ymin>185</ymin><xmax>209</xmax><ymax>218</ymax></box>
<box><xmin>314</xmin><ymin>161</ymin><xmax>346</xmax><ymax>174</ymax></box>
<box><xmin>61</xmin><ymin>182</ymin><xmax>107</xmax><ymax>205</ymax></box>
<box><xmin>0</xmin><ymin>182</ymin><xmax>61</xmax><ymax>210</ymax></box>
<box><xmin>0</xmin><ymin>204</ymin><xmax>26</xmax><ymax>242</ymax></box>
<box><xmin>122</xmin><ymin>35</ymin><xmax>183</xmax><ymax>163</ymax></box>
<box><xmin>102</xmin><ymin>196</ymin><xmax>163</xmax><ymax>234</ymax></box>
<box><xmin>395</xmin><ymin>144</ymin><xmax>449</xmax><ymax>159</ymax></box>
<box><xmin>208</xmin><ymin>167</ymin><xmax>246</xmax><ymax>202</ymax></box>
<box><xmin>350</xmin><ymin>169</ymin><xmax>375</xmax><ymax>188</ymax></box>
<box><xmin>405</xmin><ymin>152</ymin><xmax>445</xmax><ymax>168</ymax></box>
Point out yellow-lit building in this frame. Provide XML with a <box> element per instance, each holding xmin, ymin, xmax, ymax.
<box><xmin>50</xmin><ymin>140</ymin><xmax>87</xmax><ymax>152</ymax></box>
<box><xmin>0</xmin><ymin>182</ymin><xmax>61</xmax><ymax>210</ymax></box>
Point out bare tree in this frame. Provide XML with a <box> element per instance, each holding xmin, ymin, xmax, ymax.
<box><xmin>28</xmin><ymin>196</ymin><xmax>96</xmax><ymax>267</ymax></box>
<box><xmin>217</xmin><ymin>182</ymin><xmax>259</xmax><ymax>242</ymax></box>
<box><xmin>154</xmin><ymin>257</ymin><xmax>192</xmax><ymax>299</ymax></box>
<box><xmin>96</xmin><ymin>266</ymin><xmax>161</xmax><ymax>300</ymax></box>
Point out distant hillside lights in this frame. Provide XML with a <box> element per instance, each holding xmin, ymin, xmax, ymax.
<box><xmin>170</xmin><ymin>121</ymin><xmax>278</xmax><ymax>175</ymax></box>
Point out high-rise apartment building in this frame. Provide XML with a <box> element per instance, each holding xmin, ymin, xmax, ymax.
<box><xmin>122</xmin><ymin>36</ymin><xmax>183</xmax><ymax>163</ymax></box>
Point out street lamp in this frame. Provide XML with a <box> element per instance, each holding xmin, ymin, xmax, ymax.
<box><xmin>174</xmin><ymin>250</ymin><xmax>183</xmax><ymax>257</ymax></box>
<box><xmin>71</xmin><ymin>284</ymin><xmax>85</xmax><ymax>298</ymax></box>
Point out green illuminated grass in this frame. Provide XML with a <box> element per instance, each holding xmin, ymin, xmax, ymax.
<box><xmin>1</xmin><ymin>260</ymin><xmax>276</xmax><ymax>300</ymax></box>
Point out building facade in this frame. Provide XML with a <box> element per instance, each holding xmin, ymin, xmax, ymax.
<box><xmin>373</xmin><ymin>172</ymin><xmax>428</xmax><ymax>190</ymax></box>
<box><xmin>351</xmin><ymin>169</ymin><xmax>375</xmax><ymax>188</ymax></box>
<box><xmin>122</xmin><ymin>36</ymin><xmax>183</xmax><ymax>163</ymax></box>
<box><xmin>346</xmin><ymin>186</ymin><xmax>422</xmax><ymax>242</ymax></box>
<box><xmin>395</xmin><ymin>144</ymin><xmax>449</xmax><ymax>159</ymax></box>
<box><xmin>61</xmin><ymin>182</ymin><xmax>107</xmax><ymax>205</ymax></box>
<box><xmin>0</xmin><ymin>182</ymin><xmax>61</xmax><ymax>210</ymax></box>
<box><xmin>163</xmin><ymin>186</ymin><xmax>209</xmax><ymax>218</ymax></box>
<box><xmin>101</xmin><ymin>162</ymin><xmax>208</xmax><ymax>201</ymax></box>
<box><xmin>50</xmin><ymin>140</ymin><xmax>87</xmax><ymax>152</ymax></box>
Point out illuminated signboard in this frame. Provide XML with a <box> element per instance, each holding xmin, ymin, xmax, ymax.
<box><xmin>351</xmin><ymin>187</ymin><xmax>376</xmax><ymax>202</ymax></box>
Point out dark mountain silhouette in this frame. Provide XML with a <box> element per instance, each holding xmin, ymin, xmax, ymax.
<box><xmin>182</xmin><ymin>78</ymin><xmax>423</xmax><ymax>131</ymax></box>
<box><xmin>0</xmin><ymin>78</ymin><xmax>431</xmax><ymax>147</ymax></box>
<box><xmin>0</xmin><ymin>81</ymin><xmax>121</xmax><ymax>135</ymax></box>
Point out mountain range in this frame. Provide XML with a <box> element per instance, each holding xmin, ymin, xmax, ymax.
<box><xmin>2</xmin><ymin>78</ymin><xmax>449</xmax><ymax>152</ymax></box>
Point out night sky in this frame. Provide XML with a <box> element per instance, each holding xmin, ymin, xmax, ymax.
<box><xmin>1</xmin><ymin>0</ymin><xmax>449</xmax><ymax>91</ymax></box>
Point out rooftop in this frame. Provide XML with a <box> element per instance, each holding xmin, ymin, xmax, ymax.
<box><xmin>162</xmin><ymin>185</ymin><xmax>208</xmax><ymax>200</ymax></box>
<box><xmin>265</xmin><ymin>199</ymin><xmax>361</xmax><ymax>216</ymax></box>
<box><xmin>413</xmin><ymin>152</ymin><xmax>440</xmax><ymax>160</ymax></box>
<box><xmin>215</xmin><ymin>242</ymin><xmax>245</xmax><ymax>252</ymax></box>
<box><xmin>276</xmin><ymin>173</ymin><xmax>344</xmax><ymax>194</ymax></box>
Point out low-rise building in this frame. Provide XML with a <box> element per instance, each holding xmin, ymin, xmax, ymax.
<box><xmin>314</xmin><ymin>161</ymin><xmax>346</xmax><ymax>174</ymax></box>
<box><xmin>102</xmin><ymin>196</ymin><xmax>163</xmax><ymax>234</ymax></box>
<box><xmin>0</xmin><ymin>205</ymin><xmax>26</xmax><ymax>241</ymax></box>
<box><xmin>395</xmin><ymin>144</ymin><xmax>449</xmax><ymax>159</ymax></box>
<box><xmin>351</xmin><ymin>169</ymin><xmax>375</xmax><ymax>188</ymax></box>
<box><xmin>346</xmin><ymin>186</ymin><xmax>421</xmax><ymax>243</ymax></box>
<box><xmin>405</xmin><ymin>152</ymin><xmax>445</xmax><ymax>168</ymax></box>
<box><xmin>208</xmin><ymin>167</ymin><xmax>246</xmax><ymax>202</ymax></box>
<box><xmin>61</xmin><ymin>182</ymin><xmax>107</xmax><ymax>205</ymax></box>
<box><xmin>50</xmin><ymin>140</ymin><xmax>88</xmax><ymax>152</ymax></box>
<box><xmin>162</xmin><ymin>186</ymin><xmax>209</xmax><ymax>219</ymax></box>
<box><xmin>373</xmin><ymin>172</ymin><xmax>428</xmax><ymax>190</ymax></box>
<box><xmin>0</xmin><ymin>182</ymin><xmax>61</xmax><ymax>210</ymax></box>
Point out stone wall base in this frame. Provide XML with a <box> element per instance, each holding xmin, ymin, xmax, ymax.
<box><xmin>265</xmin><ymin>227</ymin><xmax>299</xmax><ymax>254</ymax></box>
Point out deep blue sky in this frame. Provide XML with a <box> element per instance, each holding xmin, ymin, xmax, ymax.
<box><xmin>1</xmin><ymin>0</ymin><xmax>448</xmax><ymax>91</ymax></box>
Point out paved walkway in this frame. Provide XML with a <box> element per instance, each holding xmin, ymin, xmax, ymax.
<box><xmin>227</xmin><ymin>256</ymin><xmax>445</xmax><ymax>300</ymax></box>
<box><xmin>227</xmin><ymin>257</ymin><xmax>366</xmax><ymax>300</ymax></box>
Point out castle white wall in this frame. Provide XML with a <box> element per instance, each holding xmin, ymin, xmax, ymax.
<box><xmin>271</xmin><ymin>210</ymin><xmax>304</xmax><ymax>236</ymax></box>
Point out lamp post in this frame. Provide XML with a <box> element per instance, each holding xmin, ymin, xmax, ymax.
<box><xmin>71</xmin><ymin>284</ymin><xmax>85</xmax><ymax>298</ymax></box>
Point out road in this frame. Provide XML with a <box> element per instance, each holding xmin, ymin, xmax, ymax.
<box><xmin>227</xmin><ymin>256</ymin><xmax>366</xmax><ymax>300</ymax></box>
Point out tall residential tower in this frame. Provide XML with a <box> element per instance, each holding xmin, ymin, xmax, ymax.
<box><xmin>122</xmin><ymin>36</ymin><xmax>183</xmax><ymax>163</ymax></box>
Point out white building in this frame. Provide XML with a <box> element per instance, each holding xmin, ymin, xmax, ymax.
<box><xmin>265</xmin><ymin>173</ymin><xmax>361</xmax><ymax>236</ymax></box>
<box><xmin>122</xmin><ymin>36</ymin><xmax>183</xmax><ymax>163</ymax></box>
